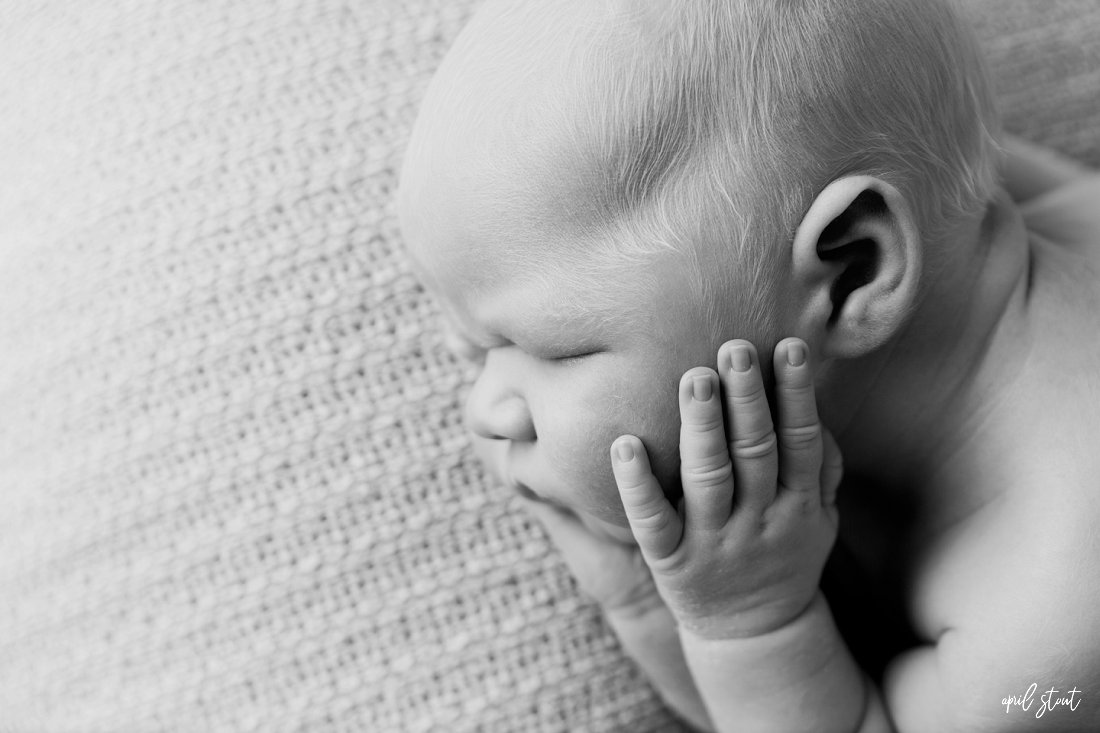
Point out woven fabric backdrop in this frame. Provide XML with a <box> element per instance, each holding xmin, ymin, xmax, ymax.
<box><xmin>0</xmin><ymin>1</ymin><xmax>1097</xmax><ymax>731</ymax></box>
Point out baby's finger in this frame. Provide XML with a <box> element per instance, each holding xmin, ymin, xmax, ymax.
<box><xmin>717</xmin><ymin>340</ymin><xmax>778</xmax><ymax>512</ymax></box>
<box><xmin>612</xmin><ymin>436</ymin><xmax>683</xmax><ymax>561</ymax></box>
<box><xmin>772</xmin><ymin>338</ymin><xmax>824</xmax><ymax>497</ymax></box>
<box><xmin>678</xmin><ymin>368</ymin><xmax>734</xmax><ymax>530</ymax></box>
<box><xmin>820</xmin><ymin>428</ymin><xmax>844</xmax><ymax>508</ymax></box>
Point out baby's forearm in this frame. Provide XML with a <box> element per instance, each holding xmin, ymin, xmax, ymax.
<box><xmin>679</xmin><ymin>592</ymin><xmax>893</xmax><ymax>733</ymax></box>
<box><xmin>605</xmin><ymin>604</ymin><xmax>714</xmax><ymax>732</ymax></box>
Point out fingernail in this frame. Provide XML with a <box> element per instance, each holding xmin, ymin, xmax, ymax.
<box><xmin>615</xmin><ymin>439</ymin><xmax>635</xmax><ymax>463</ymax></box>
<box><xmin>787</xmin><ymin>341</ymin><xmax>806</xmax><ymax>367</ymax></box>
<box><xmin>692</xmin><ymin>375</ymin><xmax>712</xmax><ymax>401</ymax></box>
<box><xmin>731</xmin><ymin>345</ymin><xmax>751</xmax><ymax>372</ymax></box>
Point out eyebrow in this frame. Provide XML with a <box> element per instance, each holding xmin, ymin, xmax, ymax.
<box><xmin>477</xmin><ymin>289</ymin><xmax>638</xmax><ymax>355</ymax></box>
<box><xmin>439</xmin><ymin>255</ymin><xmax>655</xmax><ymax>353</ymax></box>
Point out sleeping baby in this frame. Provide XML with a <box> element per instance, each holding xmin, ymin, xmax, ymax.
<box><xmin>397</xmin><ymin>0</ymin><xmax>1100</xmax><ymax>730</ymax></box>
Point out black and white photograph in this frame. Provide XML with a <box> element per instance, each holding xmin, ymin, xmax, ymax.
<box><xmin>2</xmin><ymin>1</ymin><xmax>1099</xmax><ymax>731</ymax></box>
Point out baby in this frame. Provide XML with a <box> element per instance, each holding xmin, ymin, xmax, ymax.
<box><xmin>398</xmin><ymin>0</ymin><xmax>1100</xmax><ymax>730</ymax></box>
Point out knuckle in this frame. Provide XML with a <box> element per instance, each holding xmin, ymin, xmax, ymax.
<box><xmin>683</xmin><ymin>414</ymin><xmax>725</xmax><ymax>433</ymax></box>
<box><xmin>729</xmin><ymin>382</ymin><xmax>768</xmax><ymax>407</ymax></box>
<box><xmin>779</xmin><ymin>422</ymin><xmax>821</xmax><ymax>448</ymax></box>
<box><xmin>617</xmin><ymin>477</ymin><xmax>644</xmax><ymax>493</ymax></box>
<box><xmin>629</xmin><ymin>505</ymin><xmax>674</xmax><ymax>534</ymax></box>
<box><xmin>682</xmin><ymin>459</ymin><xmax>733</xmax><ymax>488</ymax></box>
<box><xmin>795</xmin><ymin>494</ymin><xmax>819</xmax><ymax>515</ymax></box>
<box><xmin>776</xmin><ymin>493</ymin><xmax>815</xmax><ymax>518</ymax></box>
<box><xmin>731</xmin><ymin>430</ymin><xmax>778</xmax><ymax>459</ymax></box>
<box><xmin>778</xmin><ymin>381</ymin><xmax>814</xmax><ymax>400</ymax></box>
<box><xmin>652</xmin><ymin>551</ymin><xmax>692</xmax><ymax>577</ymax></box>
<box><xmin>619</xmin><ymin>476</ymin><xmax>656</xmax><ymax>496</ymax></box>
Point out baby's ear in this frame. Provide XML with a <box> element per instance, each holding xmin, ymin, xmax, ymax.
<box><xmin>790</xmin><ymin>175</ymin><xmax>921</xmax><ymax>359</ymax></box>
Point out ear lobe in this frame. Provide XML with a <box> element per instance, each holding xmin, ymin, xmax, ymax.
<box><xmin>791</xmin><ymin>175</ymin><xmax>921</xmax><ymax>359</ymax></box>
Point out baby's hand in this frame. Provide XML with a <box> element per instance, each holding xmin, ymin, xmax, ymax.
<box><xmin>611</xmin><ymin>338</ymin><xmax>842</xmax><ymax>641</ymax></box>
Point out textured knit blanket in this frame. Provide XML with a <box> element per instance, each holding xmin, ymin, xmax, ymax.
<box><xmin>1</xmin><ymin>1</ymin><xmax>1097</xmax><ymax>731</ymax></box>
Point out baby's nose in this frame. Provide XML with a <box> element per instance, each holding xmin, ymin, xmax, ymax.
<box><xmin>464</xmin><ymin>377</ymin><xmax>536</xmax><ymax>443</ymax></box>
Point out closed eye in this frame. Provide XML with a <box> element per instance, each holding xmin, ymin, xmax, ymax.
<box><xmin>548</xmin><ymin>350</ymin><xmax>597</xmax><ymax>364</ymax></box>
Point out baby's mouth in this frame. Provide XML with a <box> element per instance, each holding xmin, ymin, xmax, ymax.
<box><xmin>500</xmin><ymin>448</ymin><xmax>546</xmax><ymax>503</ymax></box>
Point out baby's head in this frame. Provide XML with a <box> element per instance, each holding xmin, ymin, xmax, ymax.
<box><xmin>398</xmin><ymin>0</ymin><xmax>1000</xmax><ymax>539</ymax></box>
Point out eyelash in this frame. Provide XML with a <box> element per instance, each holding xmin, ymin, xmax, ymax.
<box><xmin>445</xmin><ymin>326</ymin><xmax>594</xmax><ymax>365</ymax></box>
<box><xmin>548</xmin><ymin>351</ymin><xmax>594</xmax><ymax>364</ymax></box>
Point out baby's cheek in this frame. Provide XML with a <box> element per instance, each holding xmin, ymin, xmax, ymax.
<box><xmin>543</xmin><ymin>405</ymin><xmax>625</xmax><ymax>519</ymax></box>
<box><xmin>543</xmin><ymin>378</ymin><xmax>682</xmax><ymax>524</ymax></box>
<box><xmin>598</xmin><ymin>370</ymin><xmax>684</xmax><ymax>490</ymax></box>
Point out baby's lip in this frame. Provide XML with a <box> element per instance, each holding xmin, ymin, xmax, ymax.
<box><xmin>502</xmin><ymin>456</ymin><xmax>538</xmax><ymax>500</ymax></box>
<box><xmin>503</xmin><ymin>453</ymin><xmax>567</xmax><ymax>508</ymax></box>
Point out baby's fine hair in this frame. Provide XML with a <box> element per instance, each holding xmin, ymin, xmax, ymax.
<box><xmin>572</xmin><ymin>0</ymin><xmax>1000</xmax><ymax>328</ymax></box>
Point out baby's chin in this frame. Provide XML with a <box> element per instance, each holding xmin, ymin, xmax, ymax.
<box><xmin>516</xmin><ymin>480</ymin><xmax>638</xmax><ymax>546</ymax></box>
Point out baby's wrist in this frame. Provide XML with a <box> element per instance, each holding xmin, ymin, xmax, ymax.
<box><xmin>678</xmin><ymin>592</ymin><xmax>871</xmax><ymax>732</ymax></box>
<box><xmin>601</xmin><ymin>589</ymin><xmax>668</xmax><ymax>624</ymax></box>
<box><xmin>674</xmin><ymin>588</ymin><xmax>823</xmax><ymax>643</ymax></box>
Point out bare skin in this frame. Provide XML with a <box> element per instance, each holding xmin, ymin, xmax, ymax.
<box><xmin>522</xmin><ymin>140</ymin><xmax>1100</xmax><ymax>732</ymax></box>
<box><xmin>397</xmin><ymin>2</ymin><xmax>1100</xmax><ymax>726</ymax></box>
